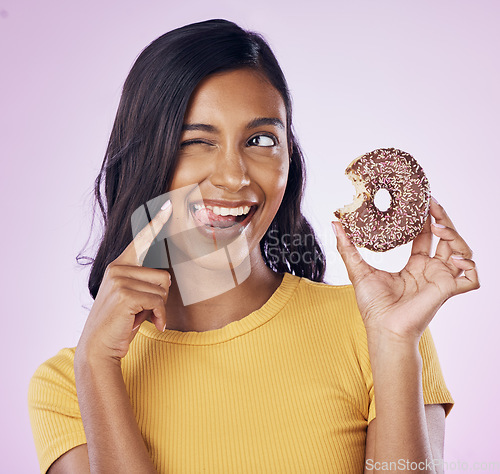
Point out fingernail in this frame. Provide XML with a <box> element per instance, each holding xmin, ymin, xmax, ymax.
<box><xmin>431</xmin><ymin>196</ymin><xmax>439</xmax><ymax>205</ymax></box>
<box><xmin>432</xmin><ymin>223</ymin><xmax>446</xmax><ymax>229</ymax></box>
<box><xmin>133</xmin><ymin>323</ymin><xmax>141</xmax><ymax>331</ymax></box>
<box><xmin>331</xmin><ymin>222</ymin><xmax>338</xmax><ymax>236</ymax></box>
<box><xmin>163</xmin><ymin>323</ymin><xmax>167</xmax><ymax>332</ymax></box>
<box><xmin>451</xmin><ymin>254</ymin><xmax>464</xmax><ymax>260</ymax></box>
<box><xmin>161</xmin><ymin>199</ymin><xmax>172</xmax><ymax>211</ymax></box>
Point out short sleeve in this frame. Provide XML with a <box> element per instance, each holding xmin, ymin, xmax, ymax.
<box><xmin>365</xmin><ymin>326</ymin><xmax>454</xmax><ymax>424</ymax></box>
<box><xmin>28</xmin><ymin>347</ymin><xmax>86</xmax><ymax>473</ymax></box>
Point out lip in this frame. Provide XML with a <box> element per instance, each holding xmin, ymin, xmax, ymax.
<box><xmin>188</xmin><ymin>199</ymin><xmax>259</xmax><ymax>242</ymax></box>
<box><xmin>190</xmin><ymin>199</ymin><xmax>258</xmax><ymax>208</ymax></box>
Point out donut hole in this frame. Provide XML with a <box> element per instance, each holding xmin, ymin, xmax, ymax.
<box><xmin>374</xmin><ymin>188</ymin><xmax>392</xmax><ymax>212</ymax></box>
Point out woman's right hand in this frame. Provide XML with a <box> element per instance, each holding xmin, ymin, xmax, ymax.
<box><xmin>76</xmin><ymin>200</ymin><xmax>173</xmax><ymax>362</ymax></box>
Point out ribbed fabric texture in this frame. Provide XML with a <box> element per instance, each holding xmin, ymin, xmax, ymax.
<box><xmin>28</xmin><ymin>273</ymin><xmax>454</xmax><ymax>473</ymax></box>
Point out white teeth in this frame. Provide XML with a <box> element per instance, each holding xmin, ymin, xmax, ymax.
<box><xmin>192</xmin><ymin>204</ymin><xmax>252</xmax><ymax>217</ymax></box>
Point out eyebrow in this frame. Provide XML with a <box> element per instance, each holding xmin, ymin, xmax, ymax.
<box><xmin>181</xmin><ymin>117</ymin><xmax>285</xmax><ymax>132</ymax></box>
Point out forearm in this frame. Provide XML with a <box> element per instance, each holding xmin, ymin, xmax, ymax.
<box><xmin>74</xmin><ymin>352</ymin><xmax>157</xmax><ymax>473</ymax></box>
<box><xmin>367</xmin><ymin>330</ymin><xmax>435</xmax><ymax>473</ymax></box>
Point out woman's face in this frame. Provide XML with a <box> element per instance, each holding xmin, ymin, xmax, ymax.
<box><xmin>165</xmin><ymin>67</ymin><xmax>289</xmax><ymax>271</ymax></box>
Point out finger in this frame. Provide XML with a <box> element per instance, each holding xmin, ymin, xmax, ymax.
<box><xmin>118</xmin><ymin>199</ymin><xmax>172</xmax><ymax>266</ymax></box>
<box><xmin>450</xmin><ymin>256</ymin><xmax>480</xmax><ymax>295</ymax></box>
<box><xmin>132</xmin><ymin>310</ymin><xmax>154</xmax><ymax>332</ymax></box>
<box><xmin>113</xmin><ymin>276</ymin><xmax>169</xmax><ymax>305</ymax></box>
<box><xmin>410</xmin><ymin>212</ymin><xmax>432</xmax><ymax>257</ymax></box>
<box><xmin>106</xmin><ymin>265</ymin><xmax>171</xmax><ymax>293</ymax></box>
<box><xmin>429</xmin><ymin>195</ymin><xmax>473</xmax><ymax>261</ymax></box>
<box><xmin>429</xmin><ymin>197</ymin><xmax>460</xmax><ymax>261</ymax></box>
<box><xmin>431</xmin><ymin>223</ymin><xmax>473</xmax><ymax>262</ymax></box>
<box><xmin>124</xmin><ymin>288</ymin><xmax>168</xmax><ymax>332</ymax></box>
<box><xmin>429</xmin><ymin>196</ymin><xmax>456</xmax><ymax>229</ymax></box>
<box><xmin>332</xmin><ymin>221</ymin><xmax>374</xmax><ymax>284</ymax></box>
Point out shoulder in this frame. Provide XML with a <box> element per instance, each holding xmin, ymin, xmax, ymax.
<box><xmin>28</xmin><ymin>347</ymin><xmax>78</xmax><ymax>409</ymax></box>
<box><xmin>291</xmin><ymin>275</ymin><xmax>361</xmax><ymax>321</ymax></box>
<box><xmin>28</xmin><ymin>348</ymin><xmax>87</xmax><ymax>474</ymax></box>
<box><xmin>295</xmin><ymin>275</ymin><xmax>356</xmax><ymax>298</ymax></box>
<box><xmin>285</xmin><ymin>274</ymin><xmax>366</xmax><ymax>341</ymax></box>
<box><xmin>30</xmin><ymin>347</ymin><xmax>76</xmax><ymax>381</ymax></box>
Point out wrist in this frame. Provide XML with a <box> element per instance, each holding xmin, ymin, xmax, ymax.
<box><xmin>366</xmin><ymin>325</ymin><xmax>422</xmax><ymax>348</ymax></box>
<box><xmin>74</xmin><ymin>343</ymin><xmax>122</xmax><ymax>374</ymax></box>
<box><xmin>366</xmin><ymin>328</ymin><xmax>422</xmax><ymax>369</ymax></box>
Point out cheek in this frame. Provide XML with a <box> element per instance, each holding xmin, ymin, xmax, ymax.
<box><xmin>262</xmin><ymin>162</ymin><xmax>289</xmax><ymax>206</ymax></box>
<box><xmin>169</xmin><ymin>160</ymin><xmax>204</xmax><ymax>190</ymax></box>
<box><xmin>248</xmin><ymin>160</ymin><xmax>289</xmax><ymax>235</ymax></box>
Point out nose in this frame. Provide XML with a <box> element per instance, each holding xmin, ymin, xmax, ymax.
<box><xmin>209</xmin><ymin>149</ymin><xmax>251</xmax><ymax>193</ymax></box>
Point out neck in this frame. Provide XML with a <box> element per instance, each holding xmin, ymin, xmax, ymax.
<box><xmin>161</xmin><ymin>247</ymin><xmax>284</xmax><ymax>332</ymax></box>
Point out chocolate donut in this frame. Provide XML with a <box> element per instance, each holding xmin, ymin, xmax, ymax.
<box><xmin>334</xmin><ymin>148</ymin><xmax>431</xmax><ymax>252</ymax></box>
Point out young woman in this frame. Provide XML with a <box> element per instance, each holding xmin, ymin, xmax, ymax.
<box><xmin>28</xmin><ymin>19</ymin><xmax>479</xmax><ymax>473</ymax></box>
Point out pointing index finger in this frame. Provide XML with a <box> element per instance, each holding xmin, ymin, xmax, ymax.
<box><xmin>119</xmin><ymin>199</ymin><xmax>172</xmax><ymax>266</ymax></box>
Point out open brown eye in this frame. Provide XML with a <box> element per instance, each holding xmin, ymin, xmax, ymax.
<box><xmin>249</xmin><ymin>135</ymin><xmax>276</xmax><ymax>147</ymax></box>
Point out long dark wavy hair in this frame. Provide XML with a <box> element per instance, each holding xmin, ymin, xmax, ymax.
<box><xmin>77</xmin><ymin>18</ymin><xmax>326</xmax><ymax>300</ymax></box>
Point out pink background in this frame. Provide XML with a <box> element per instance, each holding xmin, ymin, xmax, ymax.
<box><xmin>1</xmin><ymin>0</ymin><xmax>499</xmax><ymax>471</ymax></box>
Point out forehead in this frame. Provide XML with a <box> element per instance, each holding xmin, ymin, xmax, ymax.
<box><xmin>183</xmin><ymin>68</ymin><xmax>286</xmax><ymax>123</ymax></box>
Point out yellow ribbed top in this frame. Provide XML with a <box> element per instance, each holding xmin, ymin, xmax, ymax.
<box><xmin>28</xmin><ymin>273</ymin><xmax>454</xmax><ymax>473</ymax></box>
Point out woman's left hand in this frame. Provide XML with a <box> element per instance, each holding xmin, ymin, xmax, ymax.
<box><xmin>332</xmin><ymin>197</ymin><xmax>480</xmax><ymax>342</ymax></box>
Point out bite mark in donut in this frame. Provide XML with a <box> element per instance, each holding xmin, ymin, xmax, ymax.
<box><xmin>334</xmin><ymin>148</ymin><xmax>431</xmax><ymax>252</ymax></box>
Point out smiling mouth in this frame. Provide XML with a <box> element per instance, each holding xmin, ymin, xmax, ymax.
<box><xmin>190</xmin><ymin>203</ymin><xmax>256</xmax><ymax>229</ymax></box>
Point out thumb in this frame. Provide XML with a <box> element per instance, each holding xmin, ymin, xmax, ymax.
<box><xmin>332</xmin><ymin>220</ymin><xmax>373</xmax><ymax>284</ymax></box>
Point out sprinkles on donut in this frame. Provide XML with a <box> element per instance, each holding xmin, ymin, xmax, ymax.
<box><xmin>334</xmin><ymin>148</ymin><xmax>431</xmax><ymax>252</ymax></box>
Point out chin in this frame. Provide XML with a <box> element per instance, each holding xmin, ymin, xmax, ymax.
<box><xmin>175</xmin><ymin>230</ymin><xmax>252</xmax><ymax>272</ymax></box>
